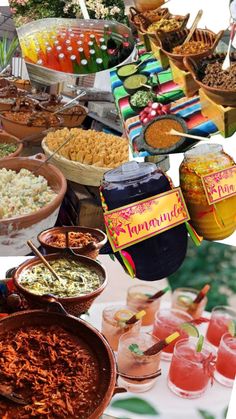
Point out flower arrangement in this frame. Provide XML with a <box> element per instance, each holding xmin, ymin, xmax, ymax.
<box><xmin>9</xmin><ymin>0</ymin><xmax>126</xmax><ymax>26</ymax></box>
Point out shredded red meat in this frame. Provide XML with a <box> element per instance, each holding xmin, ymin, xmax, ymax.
<box><xmin>0</xmin><ymin>325</ymin><xmax>100</xmax><ymax>418</ymax></box>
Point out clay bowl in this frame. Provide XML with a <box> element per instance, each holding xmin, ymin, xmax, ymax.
<box><xmin>0</xmin><ymin>130</ymin><xmax>23</xmax><ymax>160</ymax></box>
<box><xmin>139</xmin><ymin>12</ymin><xmax>190</xmax><ymax>42</ymax></box>
<box><xmin>41</xmin><ymin>102</ymin><xmax>88</xmax><ymax>128</ymax></box>
<box><xmin>0</xmin><ymin>154</ymin><xmax>67</xmax><ymax>256</ymax></box>
<box><xmin>129</xmin><ymin>6</ymin><xmax>169</xmax><ymax>31</ymax></box>
<box><xmin>184</xmin><ymin>52</ymin><xmax>236</xmax><ymax>107</ymax></box>
<box><xmin>0</xmin><ymin>308</ymin><xmax>117</xmax><ymax>418</ymax></box>
<box><xmin>38</xmin><ymin>226</ymin><xmax>107</xmax><ymax>259</ymax></box>
<box><xmin>157</xmin><ymin>28</ymin><xmax>224</xmax><ymax>71</ymax></box>
<box><xmin>13</xmin><ymin>253</ymin><xmax>107</xmax><ymax>316</ymax></box>
<box><xmin>0</xmin><ymin>111</ymin><xmax>63</xmax><ymax>141</ymax></box>
<box><xmin>136</xmin><ymin>114</ymin><xmax>188</xmax><ymax>155</ymax></box>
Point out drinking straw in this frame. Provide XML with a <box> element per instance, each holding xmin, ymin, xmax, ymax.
<box><xmin>143</xmin><ymin>332</ymin><xmax>180</xmax><ymax>356</ymax></box>
<box><xmin>147</xmin><ymin>286</ymin><xmax>170</xmax><ymax>303</ymax></box>
<box><xmin>192</xmin><ymin>284</ymin><xmax>210</xmax><ymax>305</ymax></box>
<box><xmin>126</xmin><ymin>310</ymin><xmax>146</xmax><ymax>325</ymax></box>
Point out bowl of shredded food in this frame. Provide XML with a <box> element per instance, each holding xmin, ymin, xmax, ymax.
<box><xmin>157</xmin><ymin>28</ymin><xmax>224</xmax><ymax>71</ymax></box>
<box><xmin>0</xmin><ymin>154</ymin><xmax>67</xmax><ymax>256</ymax></box>
<box><xmin>184</xmin><ymin>52</ymin><xmax>236</xmax><ymax>107</ymax></box>
<box><xmin>14</xmin><ymin>253</ymin><xmax>107</xmax><ymax>315</ymax></box>
<box><xmin>0</xmin><ymin>306</ymin><xmax>117</xmax><ymax>418</ymax></box>
<box><xmin>38</xmin><ymin>226</ymin><xmax>107</xmax><ymax>259</ymax></box>
<box><xmin>0</xmin><ymin>110</ymin><xmax>63</xmax><ymax>141</ymax></box>
<box><xmin>0</xmin><ymin>130</ymin><xmax>23</xmax><ymax>160</ymax></box>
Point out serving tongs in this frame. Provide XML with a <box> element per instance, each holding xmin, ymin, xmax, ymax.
<box><xmin>0</xmin><ymin>384</ymin><xmax>29</xmax><ymax>406</ymax></box>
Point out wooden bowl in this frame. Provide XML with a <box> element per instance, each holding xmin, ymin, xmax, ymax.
<box><xmin>136</xmin><ymin>114</ymin><xmax>188</xmax><ymax>154</ymax></box>
<box><xmin>184</xmin><ymin>52</ymin><xmax>236</xmax><ymax>107</ymax></box>
<box><xmin>13</xmin><ymin>253</ymin><xmax>107</xmax><ymax>315</ymax></box>
<box><xmin>157</xmin><ymin>28</ymin><xmax>224</xmax><ymax>71</ymax></box>
<box><xmin>0</xmin><ymin>130</ymin><xmax>23</xmax><ymax>160</ymax></box>
<box><xmin>0</xmin><ymin>111</ymin><xmax>63</xmax><ymax>141</ymax></box>
<box><xmin>0</xmin><ymin>154</ymin><xmax>67</xmax><ymax>256</ymax></box>
<box><xmin>0</xmin><ymin>308</ymin><xmax>117</xmax><ymax>418</ymax></box>
<box><xmin>38</xmin><ymin>226</ymin><xmax>107</xmax><ymax>258</ymax></box>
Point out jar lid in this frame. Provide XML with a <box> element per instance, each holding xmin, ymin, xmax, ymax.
<box><xmin>104</xmin><ymin>161</ymin><xmax>157</xmax><ymax>182</ymax></box>
<box><xmin>185</xmin><ymin>144</ymin><xmax>222</xmax><ymax>158</ymax></box>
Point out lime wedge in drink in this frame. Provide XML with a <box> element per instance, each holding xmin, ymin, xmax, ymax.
<box><xmin>228</xmin><ymin>320</ymin><xmax>236</xmax><ymax>336</ymax></box>
<box><xmin>114</xmin><ymin>309</ymin><xmax>133</xmax><ymax>322</ymax></box>
<box><xmin>180</xmin><ymin>322</ymin><xmax>199</xmax><ymax>337</ymax></box>
<box><xmin>177</xmin><ymin>295</ymin><xmax>193</xmax><ymax>307</ymax></box>
<box><xmin>196</xmin><ymin>335</ymin><xmax>204</xmax><ymax>352</ymax></box>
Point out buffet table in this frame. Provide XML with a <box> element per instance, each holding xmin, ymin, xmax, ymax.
<box><xmin>0</xmin><ymin>256</ymin><xmax>232</xmax><ymax>419</ymax></box>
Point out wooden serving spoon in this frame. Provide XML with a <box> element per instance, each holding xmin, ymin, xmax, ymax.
<box><xmin>182</xmin><ymin>10</ymin><xmax>203</xmax><ymax>45</ymax></box>
<box><xmin>169</xmin><ymin>128</ymin><xmax>209</xmax><ymax>141</ymax></box>
<box><xmin>27</xmin><ymin>240</ymin><xmax>62</xmax><ymax>283</ymax></box>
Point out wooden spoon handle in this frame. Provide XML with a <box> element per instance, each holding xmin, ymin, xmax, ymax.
<box><xmin>169</xmin><ymin>129</ymin><xmax>209</xmax><ymax>141</ymax></box>
<box><xmin>27</xmin><ymin>240</ymin><xmax>61</xmax><ymax>282</ymax></box>
<box><xmin>183</xmin><ymin>9</ymin><xmax>203</xmax><ymax>45</ymax></box>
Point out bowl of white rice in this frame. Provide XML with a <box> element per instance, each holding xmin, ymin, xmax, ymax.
<box><xmin>0</xmin><ymin>154</ymin><xmax>67</xmax><ymax>256</ymax></box>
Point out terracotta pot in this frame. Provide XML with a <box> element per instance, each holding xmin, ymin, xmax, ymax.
<box><xmin>0</xmin><ymin>307</ymin><xmax>117</xmax><ymax>418</ymax></box>
<box><xmin>157</xmin><ymin>28</ymin><xmax>224</xmax><ymax>71</ymax></box>
<box><xmin>184</xmin><ymin>52</ymin><xmax>236</xmax><ymax>107</ymax></box>
<box><xmin>42</xmin><ymin>103</ymin><xmax>88</xmax><ymax>128</ymax></box>
<box><xmin>129</xmin><ymin>6</ymin><xmax>169</xmax><ymax>31</ymax></box>
<box><xmin>13</xmin><ymin>252</ymin><xmax>107</xmax><ymax>315</ymax></box>
<box><xmin>138</xmin><ymin>11</ymin><xmax>190</xmax><ymax>46</ymax></box>
<box><xmin>0</xmin><ymin>112</ymin><xmax>63</xmax><ymax>141</ymax></box>
<box><xmin>38</xmin><ymin>225</ymin><xmax>107</xmax><ymax>258</ymax></box>
<box><xmin>0</xmin><ymin>129</ymin><xmax>23</xmax><ymax>160</ymax></box>
<box><xmin>0</xmin><ymin>154</ymin><xmax>67</xmax><ymax>256</ymax></box>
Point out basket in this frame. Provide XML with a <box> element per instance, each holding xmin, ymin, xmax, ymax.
<box><xmin>42</xmin><ymin>138</ymin><xmax>115</xmax><ymax>187</ymax></box>
<box><xmin>157</xmin><ymin>28</ymin><xmax>224</xmax><ymax>71</ymax></box>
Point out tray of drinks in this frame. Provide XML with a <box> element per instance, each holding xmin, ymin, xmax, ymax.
<box><xmin>81</xmin><ymin>288</ymin><xmax>235</xmax><ymax>419</ymax></box>
<box><xmin>17</xmin><ymin>18</ymin><xmax>135</xmax><ymax>85</ymax></box>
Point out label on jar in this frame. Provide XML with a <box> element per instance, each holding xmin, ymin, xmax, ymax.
<box><xmin>201</xmin><ymin>166</ymin><xmax>236</xmax><ymax>205</ymax></box>
<box><xmin>104</xmin><ymin>188</ymin><xmax>190</xmax><ymax>252</ymax></box>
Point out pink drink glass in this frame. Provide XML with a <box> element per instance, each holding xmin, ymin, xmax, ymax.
<box><xmin>168</xmin><ymin>337</ymin><xmax>216</xmax><ymax>398</ymax></box>
<box><xmin>215</xmin><ymin>333</ymin><xmax>236</xmax><ymax>387</ymax></box>
<box><xmin>206</xmin><ymin>306</ymin><xmax>236</xmax><ymax>347</ymax></box>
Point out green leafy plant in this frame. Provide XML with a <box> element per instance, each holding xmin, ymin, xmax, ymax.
<box><xmin>168</xmin><ymin>241</ymin><xmax>236</xmax><ymax>311</ymax></box>
<box><xmin>111</xmin><ymin>397</ymin><xmax>159</xmax><ymax>416</ymax></box>
<box><xmin>0</xmin><ymin>35</ymin><xmax>19</xmax><ymax>71</ymax></box>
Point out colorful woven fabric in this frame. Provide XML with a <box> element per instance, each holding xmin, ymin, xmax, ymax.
<box><xmin>110</xmin><ymin>52</ymin><xmax>218</xmax><ymax>157</ymax></box>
